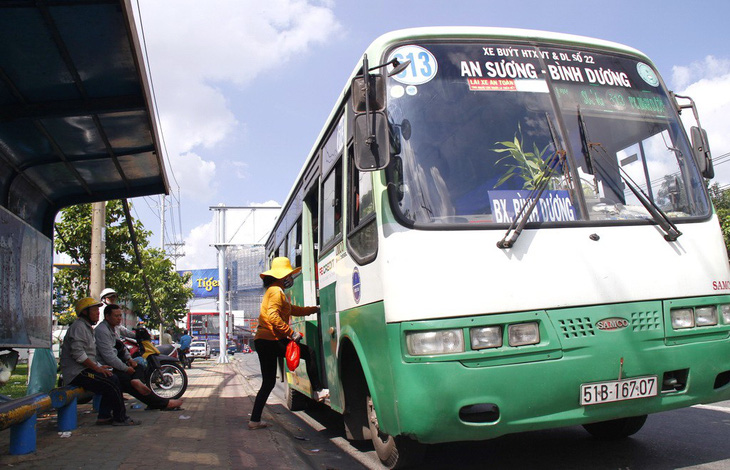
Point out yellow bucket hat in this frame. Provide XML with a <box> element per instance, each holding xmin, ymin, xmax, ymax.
<box><xmin>260</xmin><ymin>257</ymin><xmax>301</xmax><ymax>280</ymax></box>
<box><xmin>75</xmin><ymin>297</ymin><xmax>103</xmax><ymax>315</ymax></box>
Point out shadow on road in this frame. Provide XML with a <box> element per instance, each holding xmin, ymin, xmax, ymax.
<box><xmin>299</xmin><ymin>401</ymin><xmax>730</xmax><ymax>469</ymax></box>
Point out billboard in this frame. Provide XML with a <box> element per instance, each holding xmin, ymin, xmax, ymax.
<box><xmin>179</xmin><ymin>268</ymin><xmax>220</xmax><ymax>298</ymax></box>
<box><xmin>0</xmin><ymin>206</ymin><xmax>52</xmax><ymax>347</ymax></box>
<box><xmin>187</xmin><ymin>312</ymin><xmax>230</xmax><ymax>340</ymax></box>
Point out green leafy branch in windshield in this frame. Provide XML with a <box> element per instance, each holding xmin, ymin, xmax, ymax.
<box><xmin>493</xmin><ymin>124</ymin><xmax>557</xmax><ymax>190</ymax></box>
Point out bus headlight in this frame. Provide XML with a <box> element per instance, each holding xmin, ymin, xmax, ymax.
<box><xmin>406</xmin><ymin>329</ymin><xmax>464</xmax><ymax>356</ymax></box>
<box><xmin>470</xmin><ymin>326</ymin><xmax>502</xmax><ymax>350</ymax></box>
<box><xmin>507</xmin><ymin>322</ymin><xmax>539</xmax><ymax>346</ymax></box>
<box><xmin>671</xmin><ymin>308</ymin><xmax>694</xmax><ymax>329</ymax></box>
<box><xmin>722</xmin><ymin>304</ymin><xmax>730</xmax><ymax>324</ymax></box>
<box><xmin>695</xmin><ymin>306</ymin><xmax>718</xmax><ymax>326</ymax></box>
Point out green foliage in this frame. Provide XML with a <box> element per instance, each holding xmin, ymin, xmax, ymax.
<box><xmin>1</xmin><ymin>363</ymin><xmax>29</xmax><ymax>399</ymax></box>
<box><xmin>54</xmin><ymin>200</ymin><xmax>193</xmax><ymax>328</ymax></box>
<box><xmin>493</xmin><ymin>124</ymin><xmax>557</xmax><ymax>190</ymax></box>
<box><xmin>709</xmin><ymin>183</ymin><xmax>730</xmax><ymax>258</ymax></box>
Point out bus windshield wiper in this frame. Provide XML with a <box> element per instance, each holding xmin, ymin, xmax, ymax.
<box><xmin>497</xmin><ymin>114</ymin><xmax>565</xmax><ymax>249</ymax></box>
<box><xmin>578</xmin><ymin>110</ymin><xmax>681</xmax><ymax>242</ymax></box>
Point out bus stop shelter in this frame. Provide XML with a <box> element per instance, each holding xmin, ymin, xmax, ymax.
<box><xmin>0</xmin><ymin>0</ymin><xmax>168</xmax><ymax>348</ymax></box>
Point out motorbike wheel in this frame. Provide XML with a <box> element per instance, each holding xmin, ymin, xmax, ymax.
<box><xmin>148</xmin><ymin>363</ymin><xmax>188</xmax><ymax>400</ymax></box>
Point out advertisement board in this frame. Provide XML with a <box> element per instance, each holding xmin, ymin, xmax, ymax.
<box><xmin>0</xmin><ymin>206</ymin><xmax>52</xmax><ymax>347</ymax></box>
<box><xmin>179</xmin><ymin>268</ymin><xmax>220</xmax><ymax>298</ymax></box>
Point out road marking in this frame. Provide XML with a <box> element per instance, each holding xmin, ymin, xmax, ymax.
<box><xmin>692</xmin><ymin>404</ymin><xmax>730</xmax><ymax>413</ymax></box>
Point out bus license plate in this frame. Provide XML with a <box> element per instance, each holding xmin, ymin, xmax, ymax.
<box><xmin>580</xmin><ymin>376</ymin><xmax>658</xmax><ymax>405</ymax></box>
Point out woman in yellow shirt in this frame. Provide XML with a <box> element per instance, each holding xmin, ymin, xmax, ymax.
<box><xmin>248</xmin><ymin>257</ymin><xmax>329</xmax><ymax>430</ymax></box>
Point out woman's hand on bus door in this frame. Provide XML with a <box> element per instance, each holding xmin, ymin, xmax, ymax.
<box><xmin>291</xmin><ymin>332</ymin><xmax>303</xmax><ymax>343</ymax></box>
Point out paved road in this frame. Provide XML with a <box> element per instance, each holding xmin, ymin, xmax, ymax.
<box><xmin>236</xmin><ymin>352</ymin><xmax>730</xmax><ymax>470</ymax></box>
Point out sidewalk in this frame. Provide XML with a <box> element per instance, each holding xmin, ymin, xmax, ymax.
<box><xmin>0</xmin><ymin>359</ymin><xmax>364</xmax><ymax>469</ymax></box>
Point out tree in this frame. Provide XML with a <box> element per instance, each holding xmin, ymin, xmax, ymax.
<box><xmin>54</xmin><ymin>200</ymin><xmax>193</xmax><ymax>327</ymax></box>
<box><xmin>709</xmin><ymin>183</ymin><xmax>730</xmax><ymax>258</ymax></box>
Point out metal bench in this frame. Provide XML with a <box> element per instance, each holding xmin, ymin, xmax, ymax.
<box><xmin>0</xmin><ymin>386</ymin><xmax>92</xmax><ymax>455</ymax></box>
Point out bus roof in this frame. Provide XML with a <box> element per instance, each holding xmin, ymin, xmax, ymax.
<box><xmin>362</xmin><ymin>27</ymin><xmax>648</xmax><ymax>64</ymax></box>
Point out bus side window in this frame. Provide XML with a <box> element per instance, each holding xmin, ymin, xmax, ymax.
<box><xmin>287</xmin><ymin>218</ymin><xmax>302</xmax><ymax>268</ymax></box>
<box><xmin>321</xmin><ymin>160</ymin><xmax>343</xmax><ymax>251</ymax></box>
<box><xmin>305</xmin><ymin>187</ymin><xmax>320</xmax><ymax>301</ymax></box>
<box><xmin>347</xmin><ymin>146</ymin><xmax>377</xmax><ymax>264</ymax></box>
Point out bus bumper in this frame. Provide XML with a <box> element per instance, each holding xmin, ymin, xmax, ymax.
<box><xmin>383</xmin><ymin>299</ymin><xmax>730</xmax><ymax>444</ymax></box>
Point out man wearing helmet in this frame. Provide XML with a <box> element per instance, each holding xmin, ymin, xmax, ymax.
<box><xmin>60</xmin><ymin>297</ymin><xmax>139</xmax><ymax>426</ymax></box>
<box><xmin>99</xmin><ymin>288</ymin><xmax>119</xmax><ymax>317</ymax></box>
<box><xmin>100</xmin><ymin>287</ymin><xmax>136</xmax><ymax>338</ymax></box>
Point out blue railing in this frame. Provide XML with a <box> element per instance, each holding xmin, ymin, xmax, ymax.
<box><xmin>0</xmin><ymin>386</ymin><xmax>91</xmax><ymax>455</ymax></box>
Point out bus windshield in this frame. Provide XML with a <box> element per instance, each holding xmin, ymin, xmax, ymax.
<box><xmin>384</xmin><ymin>42</ymin><xmax>710</xmax><ymax>227</ymax></box>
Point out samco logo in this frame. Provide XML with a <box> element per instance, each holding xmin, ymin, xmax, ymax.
<box><xmin>196</xmin><ymin>277</ymin><xmax>219</xmax><ymax>292</ymax></box>
<box><xmin>596</xmin><ymin>317</ymin><xmax>629</xmax><ymax>331</ymax></box>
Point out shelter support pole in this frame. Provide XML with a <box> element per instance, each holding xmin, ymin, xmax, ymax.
<box><xmin>215</xmin><ymin>207</ymin><xmax>229</xmax><ymax>364</ymax></box>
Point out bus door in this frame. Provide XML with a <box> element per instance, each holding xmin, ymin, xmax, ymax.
<box><xmin>318</xmin><ymin>157</ymin><xmax>343</xmax><ymax>407</ymax></box>
<box><xmin>301</xmin><ymin>185</ymin><xmax>327</xmax><ymax>387</ymax></box>
<box><xmin>302</xmin><ymin>187</ymin><xmax>319</xmax><ymax>306</ymax></box>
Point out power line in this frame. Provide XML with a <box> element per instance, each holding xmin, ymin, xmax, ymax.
<box><xmin>142</xmin><ymin>196</ymin><xmax>160</xmax><ymax>221</ymax></box>
<box><xmin>135</xmin><ymin>0</ymin><xmax>181</xmax><ymax>193</ymax></box>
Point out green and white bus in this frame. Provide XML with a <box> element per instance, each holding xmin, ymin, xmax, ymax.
<box><xmin>264</xmin><ymin>27</ymin><xmax>730</xmax><ymax>468</ymax></box>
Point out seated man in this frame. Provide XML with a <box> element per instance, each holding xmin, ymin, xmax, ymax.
<box><xmin>99</xmin><ymin>288</ymin><xmax>135</xmax><ymax>337</ymax></box>
<box><xmin>161</xmin><ymin>329</ymin><xmax>173</xmax><ymax>345</ymax></box>
<box><xmin>60</xmin><ymin>297</ymin><xmax>138</xmax><ymax>426</ymax></box>
<box><xmin>95</xmin><ymin>303</ymin><xmax>183</xmax><ymax>410</ymax></box>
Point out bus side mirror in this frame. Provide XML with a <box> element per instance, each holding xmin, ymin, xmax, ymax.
<box><xmin>691</xmin><ymin>126</ymin><xmax>714</xmax><ymax>179</ymax></box>
<box><xmin>353</xmin><ymin>112</ymin><xmax>390</xmax><ymax>171</ymax></box>
<box><xmin>351</xmin><ymin>75</ymin><xmax>385</xmax><ymax>112</ymax></box>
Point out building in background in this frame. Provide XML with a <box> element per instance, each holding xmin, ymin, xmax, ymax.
<box><xmin>179</xmin><ymin>206</ymin><xmax>279</xmax><ymax>347</ymax></box>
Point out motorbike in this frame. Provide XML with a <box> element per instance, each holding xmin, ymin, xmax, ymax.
<box><xmin>122</xmin><ymin>328</ymin><xmax>188</xmax><ymax>400</ymax></box>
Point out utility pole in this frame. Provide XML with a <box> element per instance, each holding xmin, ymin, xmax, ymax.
<box><xmin>159</xmin><ymin>195</ymin><xmax>166</xmax><ymax>336</ymax></box>
<box><xmin>165</xmin><ymin>241</ymin><xmax>186</xmax><ymax>269</ymax></box>
<box><xmin>90</xmin><ymin>201</ymin><xmax>106</xmax><ymax>305</ymax></box>
<box><xmin>160</xmin><ymin>195</ymin><xmax>166</xmax><ymax>252</ymax></box>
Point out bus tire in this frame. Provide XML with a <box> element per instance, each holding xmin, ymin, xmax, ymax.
<box><xmin>285</xmin><ymin>385</ymin><xmax>310</xmax><ymax>411</ymax></box>
<box><xmin>342</xmin><ymin>354</ymin><xmax>369</xmax><ymax>441</ymax></box>
<box><xmin>367</xmin><ymin>394</ymin><xmax>425</xmax><ymax>469</ymax></box>
<box><xmin>582</xmin><ymin>414</ymin><xmax>648</xmax><ymax>440</ymax></box>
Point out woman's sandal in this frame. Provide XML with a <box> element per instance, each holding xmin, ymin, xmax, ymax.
<box><xmin>248</xmin><ymin>420</ymin><xmax>270</xmax><ymax>430</ymax></box>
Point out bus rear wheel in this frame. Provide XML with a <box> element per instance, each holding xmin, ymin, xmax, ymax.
<box><xmin>582</xmin><ymin>415</ymin><xmax>648</xmax><ymax>439</ymax></box>
<box><xmin>367</xmin><ymin>395</ymin><xmax>424</xmax><ymax>469</ymax></box>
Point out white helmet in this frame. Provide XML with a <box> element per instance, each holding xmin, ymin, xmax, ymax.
<box><xmin>100</xmin><ymin>288</ymin><xmax>118</xmax><ymax>301</ymax></box>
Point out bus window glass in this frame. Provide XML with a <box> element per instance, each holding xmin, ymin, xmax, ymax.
<box><xmin>323</xmin><ymin>115</ymin><xmax>345</xmax><ymax>176</ymax></box>
<box><xmin>384</xmin><ymin>42</ymin><xmax>710</xmax><ymax>228</ymax></box>
<box><xmin>287</xmin><ymin>224</ymin><xmax>297</xmax><ymax>268</ymax></box>
<box><xmin>348</xmin><ymin>147</ymin><xmax>377</xmax><ymax>262</ymax></box>
<box><xmin>544</xmin><ymin>45</ymin><xmax>709</xmax><ymax>221</ymax></box>
<box><xmin>353</xmin><ymin>167</ymin><xmax>374</xmax><ymax>226</ymax></box>
<box><xmin>321</xmin><ymin>161</ymin><xmax>342</xmax><ymax>249</ymax></box>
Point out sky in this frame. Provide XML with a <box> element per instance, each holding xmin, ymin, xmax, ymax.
<box><xmin>128</xmin><ymin>0</ymin><xmax>730</xmax><ymax>270</ymax></box>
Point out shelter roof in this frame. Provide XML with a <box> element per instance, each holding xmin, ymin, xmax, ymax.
<box><xmin>0</xmin><ymin>0</ymin><xmax>168</xmax><ymax>236</ymax></box>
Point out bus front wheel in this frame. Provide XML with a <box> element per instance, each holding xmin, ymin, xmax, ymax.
<box><xmin>367</xmin><ymin>395</ymin><xmax>424</xmax><ymax>469</ymax></box>
<box><xmin>582</xmin><ymin>415</ymin><xmax>648</xmax><ymax>439</ymax></box>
